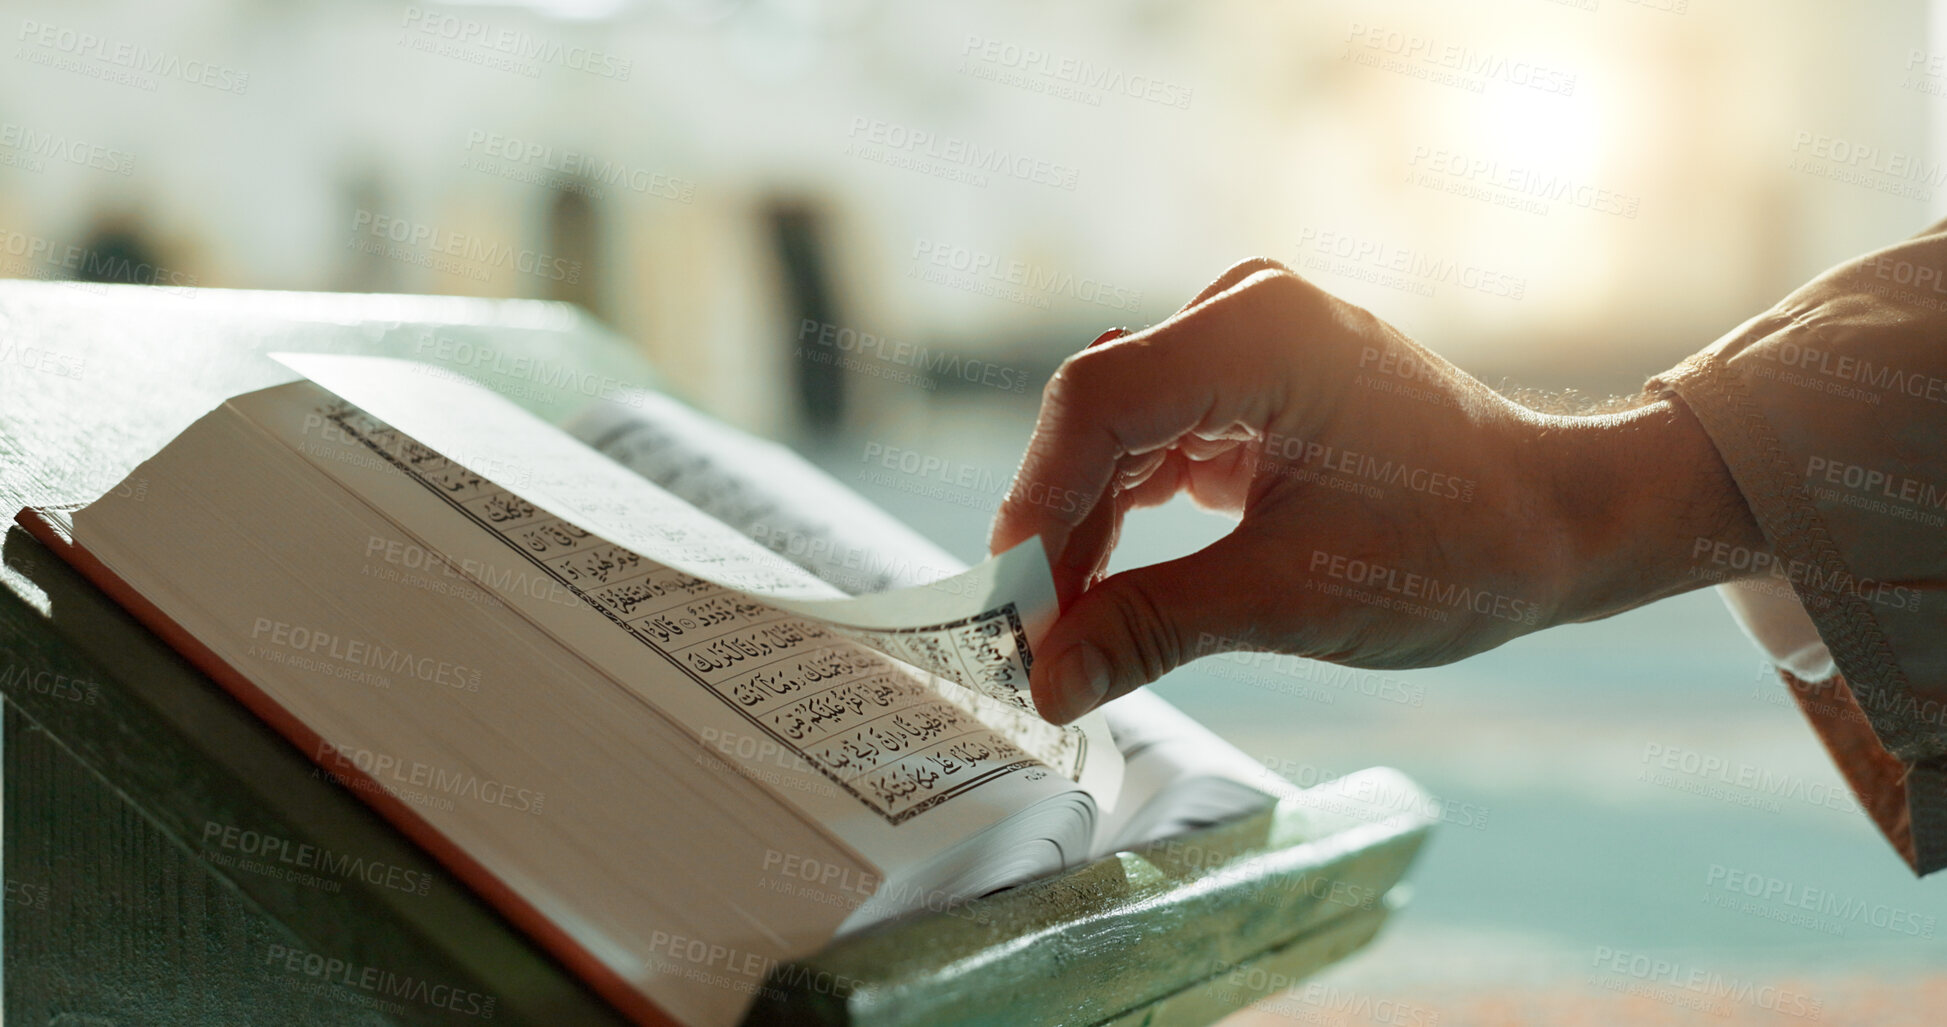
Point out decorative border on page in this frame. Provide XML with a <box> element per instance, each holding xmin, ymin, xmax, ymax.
<box><xmin>327</xmin><ymin>404</ymin><xmax>1044</xmax><ymax>826</ymax></box>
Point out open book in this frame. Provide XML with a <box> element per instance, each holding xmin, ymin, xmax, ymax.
<box><xmin>17</xmin><ymin>355</ymin><xmax>1283</xmax><ymax>1027</ymax></box>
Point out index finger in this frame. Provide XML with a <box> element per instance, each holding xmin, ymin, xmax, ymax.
<box><xmin>988</xmin><ymin>266</ymin><xmax>1306</xmax><ymax>563</ymax></box>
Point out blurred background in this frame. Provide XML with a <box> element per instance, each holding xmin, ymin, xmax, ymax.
<box><xmin>8</xmin><ymin>0</ymin><xmax>1947</xmax><ymax>1022</ymax></box>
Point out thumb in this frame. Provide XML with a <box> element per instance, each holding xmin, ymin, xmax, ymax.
<box><xmin>1029</xmin><ymin>534</ymin><xmax>1264</xmax><ymax>724</ymax></box>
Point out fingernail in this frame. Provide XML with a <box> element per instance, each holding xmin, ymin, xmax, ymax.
<box><xmin>1088</xmin><ymin>328</ymin><xmax>1128</xmax><ymax>348</ymax></box>
<box><xmin>1043</xmin><ymin>644</ymin><xmax>1112</xmax><ymax>724</ymax></box>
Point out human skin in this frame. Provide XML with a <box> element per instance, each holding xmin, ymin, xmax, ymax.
<box><xmin>989</xmin><ymin>258</ymin><xmax>1768</xmax><ymax>725</ymax></box>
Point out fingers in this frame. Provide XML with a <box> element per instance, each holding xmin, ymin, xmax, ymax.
<box><xmin>1050</xmin><ymin>449</ymin><xmax>1199</xmax><ymax>604</ymax></box>
<box><xmin>989</xmin><ymin>259</ymin><xmax>1295</xmax><ymax>562</ymax></box>
<box><xmin>1029</xmin><ymin>531</ymin><xmax>1272</xmax><ymax>724</ymax></box>
<box><xmin>989</xmin><ymin>266</ymin><xmax>1307</xmax><ymax>564</ymax></box>
<box><xmin>1040</xmin><ymin>324</ymin><xmax>1136</xmax><ymax>604</ymax></box>
<box><xmin>1175</xmin><ymin>256</ymin><xmax>1296</xmax><ymax>315</ymax></box>
<box><xmin>1049</xmin><ymin>483</ymin><xmax>1121</xmax><ymax>606</ymax></box>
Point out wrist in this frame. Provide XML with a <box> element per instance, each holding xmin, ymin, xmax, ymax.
<box><xmin>1524</xmin><ymin>395</ymin><xmax>1766</xmax><ymax>626</ymax></box>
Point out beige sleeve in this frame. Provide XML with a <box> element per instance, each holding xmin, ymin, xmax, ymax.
<box><xmin>1648</xmin><ymin>220</ymin><xmax>1947</xmax><ymax>875</ymax></box>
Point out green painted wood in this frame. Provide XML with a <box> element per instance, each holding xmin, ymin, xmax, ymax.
<box><xmin>740</xmin><ymin>779</ymin><xmax>1433</xmax><ymax>1027</ymax></box>
<box><xmin>1091</xmin><ymin>899</ymin><xmax>1396</xmax><ymax>1027</ymax></box>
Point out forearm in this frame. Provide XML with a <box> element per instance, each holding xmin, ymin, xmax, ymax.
<box><xmin>1530</xmin><ymin>395</ymin><xmax>1768</xmax><ymax>626</ymax></box>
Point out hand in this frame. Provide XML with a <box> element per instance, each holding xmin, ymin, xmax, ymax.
<box><xmin>992</xmin><ymin>259</ymin><xmax>1766</xmax><ymax>724</ymax></box>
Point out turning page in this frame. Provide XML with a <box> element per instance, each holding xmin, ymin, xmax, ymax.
<box><xmin>567</xmin><ymin>389</ymin><xmax>1281</xmax><ymax>859</ymax></box>
<box><xmin>256</xmin><ymin>359</ymin><xmax>1122</xmax><ymax>836</ymax></box>
<box><xmin>276</xmin><ymin>356</ymin><xmax>1064</xmax><ymax>706</ymax></box>
<box><xmin>565</xmin><ymin>391</ymin><xmax>962</xmax><ymax>596</ymax></box>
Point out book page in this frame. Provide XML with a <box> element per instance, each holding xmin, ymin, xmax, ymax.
<box><xmin>565</xmin><ymin>393</ymin><xmax>961</xmax><ymax>595</ymax></box>
<box><xmin>273</xmin><ymin>354</ymin><xmax>1079</xmax><ymax>726</ymax></box>
<box><xmin>60</xmin><ymin>415</ymin><xmax>884</xmax><ymax>1027</ymax></box>
<box><xmin>568</xmin><ymin>393</ymin><xmax>1282</xmax><ymax>859</ymax></box>
<box><xmin>562</xmin><ymin>391</ymin><xmax>1131</xmax><ymax>830</ymax></box>
<box><xmin>234</xmin><ymin>370</ymin><xmax>1118</xmax><ymax>863</ymax></box>
<box><xmin>1093</xmin><ymin>690</ymin><xmax>1285</xmax><ymax>854</ymax></box>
